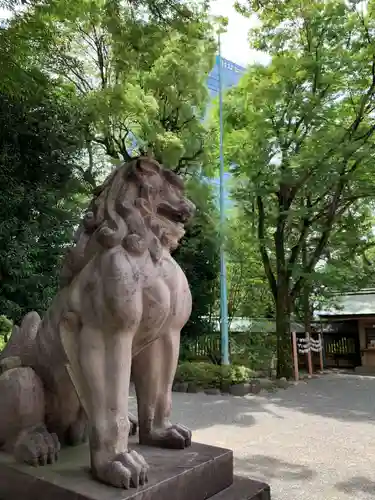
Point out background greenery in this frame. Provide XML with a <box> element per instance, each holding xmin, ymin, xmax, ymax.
<box><xmin>1</xmin><ymin>0</ymin><xmax>375</xmax><ymax>378</ymax></box>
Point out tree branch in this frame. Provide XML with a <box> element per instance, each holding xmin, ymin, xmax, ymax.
<box><xmin>291</xmin><ymin>179</ymin><xmax>345</xmax><ymax>300</ymax></box>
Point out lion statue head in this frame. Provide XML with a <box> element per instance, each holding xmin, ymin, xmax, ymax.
<box><xmin>60</xmin><ymin>157</ymin><xmax>195</xmax><ymax>287</ymax></box>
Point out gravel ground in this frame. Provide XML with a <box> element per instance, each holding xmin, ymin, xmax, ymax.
<box><xmin>129</xmin><ymin>374</ymin><xmax>375</xmax><ymax>500</ymax></box>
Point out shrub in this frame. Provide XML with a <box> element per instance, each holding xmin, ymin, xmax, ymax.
<box><xmin>0</xmin><ymin>315</ymin><xmax>12</xmax><ymax>348</ymax></box>
<box><xmin>230</xmin><ymin>331</ymin><xmax>277</xmax><ymax>373</ymax></box>
<box><xmin>174</xmin><ymin>362</ymin><xmax>254</xmax><ymax>389</ymax></box>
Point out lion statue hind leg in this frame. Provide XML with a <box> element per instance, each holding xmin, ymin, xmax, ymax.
<box><xmin>0</xmin><ymin>365</ymin><xmax>60</xmax><ymax>465</ymax></box>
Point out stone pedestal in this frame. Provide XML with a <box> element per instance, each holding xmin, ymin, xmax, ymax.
<box><xmin>0</xmin><ymin>439</ymin><xmax>270</xmax><ymax>500</ymax></box>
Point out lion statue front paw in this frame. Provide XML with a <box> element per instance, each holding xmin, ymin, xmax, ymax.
<box><xmin>92</xmin><ymin>450</ymin><xmax>149</xmax><ymax>489</ymax></box>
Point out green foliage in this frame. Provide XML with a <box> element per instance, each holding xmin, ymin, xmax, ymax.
<box><xmin>0</xmin><ymin>0</ymin><xmax>219</xmax><ymax>327</ymax></box>
<box><xmin>295</xmin><ymin>204</ymin><xmax>375</xmax><ymax>319</ymax></box>
<box><xmin>0</xmin><ymin>68</ymin><xmax>87</xmax><ymax>321</ymax></box>
<box><xmin>179</xmin><ymin>327</ymin><xmax>277</xmax><ymax>373</ymax></box>
<box><xmin>174</xmin><ymin>176</ymin><xmax>220</xmax><ymax>340</ymax></box>
<box><xmin>217</xmin><ymin>0</ymin><xmax>375</xmax><ymax>377</ymax></box>
<box><xmin>226</xmin><ymin>206</ymin><xmax>274</xmax><ymax>319</ymax></box>
<box><xmin>230</xmin><ymin>330</ymin><xmax>276</xmax><ymax>373</ymax></box>
<box><xmin>0</xmin><ymin>315</ymin><xmax>12</xmax><ymax>347</ymax></box>
<box><xmin>9</xmin><ymin>0</ymin><xmax>216</xmax><ymax>172</ymax></box>
<box><xmin>174</xmin><ymin>361</ymin><xmax>254</xmax><ymax>389</ymax></box>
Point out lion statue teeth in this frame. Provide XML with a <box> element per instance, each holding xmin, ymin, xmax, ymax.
<box><xmin>0</xmin><ymin>157</ymin><xmax>195</xmax><ymax>489</ymax></box>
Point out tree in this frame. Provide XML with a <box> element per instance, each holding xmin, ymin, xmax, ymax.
<box><xmin>295</xmin><ymin>203</ymin><xmax>375</xmax><ymax>323</ymax></box>
<box><xmin>8</xmin><ymin>0</ymin><xmax>216</xmax><ymax>177</ymax></box>
<box><xmin>1</xmin><ymin>0</ymin><xmax>206</xmax><ymax>20</ymax></box>
<box><xmin>0</xmin><ymin>33</ymin><xmax>87</xmax><ymax>320</ymax></box>
<box><xmin>173</xmin><ymin>176</ymin><xmax>220</xmax><ymax>341</ymax></box>
<box><xmin>225</xmin><ymin>207</ymin><xmax>273</xmax><ymax>321</ymax></box>
<box><xmin>222</xmin><ymin>0</ymin><xmax>375</xmax><ymax>377</ymax></box>
<box><xmin>0</xmin><ymin>0</ymin><xmax>221</xmax><ymax>328</ymax></box>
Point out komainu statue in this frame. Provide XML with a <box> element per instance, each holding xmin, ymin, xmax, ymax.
<box><xmin>0</xmin><ymin>157</ymin><xmax>195</xmax><ymax>489</ymax></box>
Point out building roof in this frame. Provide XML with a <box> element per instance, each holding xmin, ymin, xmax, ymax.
<box><xmin>210</xmin><ymin>317</ymin><xmax>305</xmax><ymax>334</ymax></box>
<box><xmin>318</xmin><ymin>289</ymin><xmax>375</xmax><ymax>317</ymax></box>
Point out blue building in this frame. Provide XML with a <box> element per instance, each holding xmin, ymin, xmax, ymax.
<box><xmin>207</xmin><ymin>55</ymin><xmax>245</xmax><ymax>98</ymax></box>
<box><xmin>206</xmin><ymin>56</ymin><xmax>245</xmax><ymax>202</ymax></box>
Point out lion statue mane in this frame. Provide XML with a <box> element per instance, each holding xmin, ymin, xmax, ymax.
<box><xmin>0</xmin><ymin>156</ymin><xmax>195</xmax><ymax>490</ymax></box>
<box><xmin>60</xmin><ymin>157</ymin><xmax>188</xmax><ymax>287</ymax></box>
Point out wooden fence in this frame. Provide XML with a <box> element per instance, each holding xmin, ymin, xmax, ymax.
<box><xmin>182</xmin><ymin>334</ymin><xmax>222</xmax><ymax>360</ymax></box>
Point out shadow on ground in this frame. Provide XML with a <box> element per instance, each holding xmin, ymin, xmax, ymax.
<box><xmin>129</xmin><ymin>391</ymin><xmax>279</xmax><ymax>430</ymax></box>
<box><xmin>235</xmin><ymin>455</ymin><xmax>316</xmax><ymax>482</ymax></box>
<box><xmin>336</xmin><ymin>476</ymin><xmax>375</xmax><ymax>495</ymax></box>
<box><xmin>265</xmin><ymin>374</ymin><xmax>375</xmax><ymax>423</ymax></box>
<box><xmin>129</xmin><ymin>372</ymin><xmax>375</xmax><ymax>432</ymax></box>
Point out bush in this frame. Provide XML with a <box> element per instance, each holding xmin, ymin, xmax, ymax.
<box><xmin>174</xmin><ymin>362</ymin><xmax>254</xmax><ymax>389</ymax></box>
<box><xmin>230</xmin><ymin>331</ymin><xmax>277</xmax><ymax>374</ymax></box>
<box><xmin>180</xmin><ymin>330</ymin><xmax>277</xmax><ymax>372</ymax></box>
<box><xmin>0</xmin><ymin>315</ymin><xmax>12</xmax><ymax>349</ymax></box>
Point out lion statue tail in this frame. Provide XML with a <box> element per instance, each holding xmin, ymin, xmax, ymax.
<box><xmin>0</xmin><ymin>311</ymin><xmax>41</xmax><ymax>365</ymax></box>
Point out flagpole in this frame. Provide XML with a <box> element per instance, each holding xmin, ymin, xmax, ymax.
<box><xmin>218</xmin><ymin>31</ymin><xmax>229</xmax><ymax>365</ymax></box>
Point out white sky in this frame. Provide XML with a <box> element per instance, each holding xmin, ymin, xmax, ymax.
<box><xmin>209</xmin><ymin>0</ymin><xmax>270</xmax><ymax>67</ymax></box>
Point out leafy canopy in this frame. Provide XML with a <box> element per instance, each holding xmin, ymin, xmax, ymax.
<box><xmin>219</xmin><ymin>0</ymin><xmax>375</xmax><ymax>376</ymax></box>
<box><xmin>8</xmin><ymin>0</ymin><xmax>217</xmax><ymax>172</ymax></box>
<box><xmin>225</xmin><ymin>0</ymin><xmax>375</xmax><ymax>298</ymax></box>
<box><xmin>0</xmin><ymin>0</ymin><xmax>222</xmax><ymax>331</ymax></box>
<box><xmin>0</xmin><ymin>85</ymin><xmax>87</xmax><ymax>321</ymax></box>
<box><xmin>174</xmin><ymin>176</ymin><xmax>220</xmax><ymax>340</ymax></box>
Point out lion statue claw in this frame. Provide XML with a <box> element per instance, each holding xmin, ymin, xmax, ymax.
<box><xmin>0</xmin><ymin>157</ymin><xmax>195</xmax><ymax>489</ymax></box>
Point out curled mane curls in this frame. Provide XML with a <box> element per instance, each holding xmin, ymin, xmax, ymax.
<box><xmin>60</xmin><ymin>158</ymin><xmax>167</xmax><ymax>287</ymax></box>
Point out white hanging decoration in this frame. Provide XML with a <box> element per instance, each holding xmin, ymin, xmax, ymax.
<box><xmin>297</xmin><ymin>337</ymin><xmax>310</xmax><ymax>354</ymax></box>
<box><xmin>310</xmin><ymin>338</ymin><xmax>322</xmax><ymax>353</ymax></box>
<box><xmin>297</xmin><ymin>336</ymin><xmax>322</xmax><ymax>354</ymax></box>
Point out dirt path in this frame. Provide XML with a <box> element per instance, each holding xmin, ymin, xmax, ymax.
<box><xmin>129</xmin><ymin>373</ymin><xmax>375</xmax><ymax>499</ymax></box>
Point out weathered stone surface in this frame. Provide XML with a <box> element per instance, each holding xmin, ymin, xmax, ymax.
<box><xmin>275</xmin><ymin>377</ymin><xmax>290</xmax><ymax>389</ymax></box>
<box><xmin>173</xmin><ymin>382</ymin><xmax>189</xmax><ymax>393</ymax></box>
<box><xmin>0</xmin><ymin>367</ymin><xmax>45</xmax><ymax>447</ymax></box>
<box><xmin>187</xmin><ymin>383</ymin><xmax>202</xmax><ymax>393</ymax></box>
<box><xmin>220</xmin><ymin>382</ymin><xmax>231</xmax><ymax>394</ymax></box>
<box><xmin>205</xmin><ymin>388</ymin><xmax>221</xmax><ymax>395</ymax></box>
<box><xmin>212</xmin><ymin>476</ymin><xmax>271</xmax><ymax>500</ymax></box>
<box><xmin>229</xmin><ymin>383</ymin><xmax>250</xmax><ymax>397</ymax></box>
<box><xmin>0</xmin><ymin>441</ymin><xmax>234</xmax><ymax>500</ymax></box>
<box><xmin>0</xmin><ymin>356</ymin><xmax>22</xmax><ymax>374</ymax></box>
<box><xmin>248</xmin><ymin>380</ymin><xmax>262</xmax><ymax>395</ymax></box>
<box><xmin>257</xmin><ymin>379</ymin><xmax>274</xmax><ymax>390</ymax></box>
<box><xmin>0</xmin><ymin>158</ymin><xmax>197</xmax><ymax>490</ymax></box>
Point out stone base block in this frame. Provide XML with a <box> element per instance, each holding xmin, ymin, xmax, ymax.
<box><xmin>0</xmin><ymin>438</ymin><xmax>270</xmax><ymax>500</ymax></box>
<box><xmin>213</xmin><ymin>476</ymin><xmax>271</xmax><ymax>499</ymax></box>
<box><xmin>0</xmin><ymin>439</ymin><xmax>234</xmax><ymax>500</ymax></box>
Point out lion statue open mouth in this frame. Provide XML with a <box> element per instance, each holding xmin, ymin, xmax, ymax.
<box><xmin>0</xmin><ymin>157</ymin><xmax>195</xmax><ymax>489</ymax></box>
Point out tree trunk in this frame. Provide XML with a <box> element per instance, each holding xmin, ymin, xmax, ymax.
<box><xmin>257</xmin><ymin>193</ymin><xmax>293</xmax><ymax>378</ymax></box>
<box><xmin>302</xmin><ymin>242</ymin><xmax>311</xmax><ymax>338</ymax></box>
<box><xmin>275</xmin><ymin>272</ymin><xmax>293</xmax><ymax>379</ymax></box>
<box><xmin>274</xmin><ymin>199</ymin><xmax>293</xmax><ymax>380</ymax></box>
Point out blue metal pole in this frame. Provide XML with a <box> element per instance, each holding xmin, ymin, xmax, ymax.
<box><xmin>218</xmin><ymin>32</ymin><xmax>230</xmax><ymax>365</ymax></box>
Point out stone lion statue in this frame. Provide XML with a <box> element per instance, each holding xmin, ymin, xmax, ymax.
<box><xmin>0</xmin><ymin>157</ymin><xmax>195</xmax><ymax>489</ymax></box>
